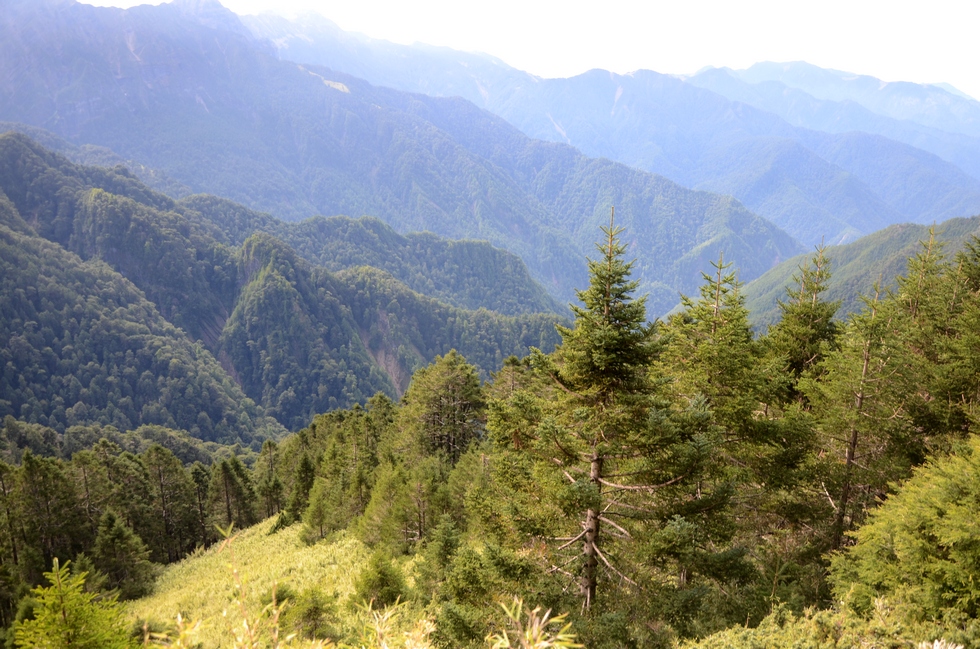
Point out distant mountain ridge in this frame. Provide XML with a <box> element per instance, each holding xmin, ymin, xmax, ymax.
<box><xmin>177</xmin><ymin>194</ymin><xmax>564</xmax><ymax>316</ymax></box>
<box><xmin>0</xmin><ymin>0</ymin><xmax>801</xmax><ymax>315</ymax></box>
<box><xmin>0</xmin><ymin>132</ymin><xmax>563</xmax><ymax>436</ymax></box>
<box><xmin>687</xmin><ymin>67</ymin><xmax>980</xmax><ymax>181</ymax></box>
<box><xmin>732</xmin><ymin>61</ymin><xmax>980</xmax><ymax>138</ymax></box>
<box><xmin>243</xmin><ymin>14</ymin><xmax>980</xmax><ymax>247</ymax></box>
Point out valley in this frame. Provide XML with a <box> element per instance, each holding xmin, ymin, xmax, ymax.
<box><xmin>1</xmin><ymin>1</ymin><xmax>980</xmax><ymax>648</ymax></box>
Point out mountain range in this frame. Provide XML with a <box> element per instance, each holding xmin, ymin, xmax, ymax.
<box><xmin>0</xmin><ymin>0</ymin><xmax>801</xmax><ymax>315</ymax></box>
<box><xmin>3</xmin><ymin>0</ymin><xmax>980</xmax><ymax>437</ymax></box>
<box><xmin>245</xmin><ymin>12</ymin><xmax>980</xmax><ymax>247</ymax></box>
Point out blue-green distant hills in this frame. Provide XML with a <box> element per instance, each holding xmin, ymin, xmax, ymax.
<box><xmin>0</xmin><ymin>0</ymin><xmax>802</xmax><ymax>315</ymax></box>
<box><xmin>727</xmin><ymin>61</ymin><xmax>980</xmax><ymax>138</ymax></box>
<box><xmin>687</xmin><ymin>66</ymin><xmax>980</xmax><ymax>181</ymax></box>
<box><xmin>246</xmin><ymin>13</ymin><xmax>980</xmax><ymax>247</ymax></box>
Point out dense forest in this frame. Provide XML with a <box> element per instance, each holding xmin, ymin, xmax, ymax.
<box><xmin>0</xmin><ymin>132</ymin><xmax>563</xmax><ymax>436</ymax></box>
<box><xmin>5</xmin><ymin>214</ymin><xmax>980</xmax><ymax>648</ymax></box>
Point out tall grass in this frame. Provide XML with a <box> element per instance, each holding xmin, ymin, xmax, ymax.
<box><xmin>128</xmin><ymin>519</ymin><xmax>370</xmax><ymax>647</ymax></box>
<box><xmin>129</xmin><ymin>518</ymin><xmax>580</xmax><ymax>649</ymax></box>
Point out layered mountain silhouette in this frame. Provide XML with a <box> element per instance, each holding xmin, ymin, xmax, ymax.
<box><xmin>0</xmin><ymin>0</ymin><xmax>801</xmax><ymax>315</ymax></box>
<box><xmin>245</xmin><ymin>13</ymin><xmax>980</xmax><ymax>247</ymax></box>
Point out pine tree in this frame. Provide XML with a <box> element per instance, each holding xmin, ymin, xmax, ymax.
<box><xmin>255</xmin><ymin>440</ymin><xmax>284</xmax><ymax>519</ymax></box>
<box><xmin>209</xmin><ymin>457</ymin><xmax>257</xmax><ymax>529</ymax></box>
<box><xmin>141</xmin><ymin>444</ymin><xmax>198</xmax><ymax>562</ymax></box>
<box><xmin>303</xmin><ymin>477</ymin><xmax>338</xmax><ymax>541</ymax></box>
<box><xmin>12</xmin><ymin>558</ymin><xmax>131</xmax><ymax>649</ymax></box>
<box><xmin>91</xmin><ymin>510</ymin><xmax>155</xmax><ymax>600</ymax></box>
<box><xmin>286</xmin><ymin>453</ymin><xmax>316</xmax><ymax>522</ymax></box>
<box><xmin>499</xmin><ymin>211</ymin><xmax>668</xmax><ymax>610</ymax></box>
<box><xmin>17</xmin><ymin>450</ymin><xmax>89</xmax><ymax>580</ymax></box>
<box><xmin>764</xmin><ymin>245</ymin><xmax>840</xmax><ymax>403</ymax></box>
<box><xmin>189</xmin><ymin>462</ymin><xmax>211</xmax><ymax>544</ymax></box>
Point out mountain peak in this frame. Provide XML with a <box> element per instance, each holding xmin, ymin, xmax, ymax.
<box><xmin>166</xmin><ymin>0</ymin><xmax>249</xmax><ymax>36</ymax></box>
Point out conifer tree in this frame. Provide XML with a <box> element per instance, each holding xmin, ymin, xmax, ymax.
<box><xmin>660</xmin><ymin>252</ymin><xmax>760</xmax><ymax>435</ymax></box>
<box><xmin>478</xmin><ymin>219</ymin><xmax>750</xmax><ymax>631</ymax></box>
<box><xmin>803</xmin><ymin>283</ymin><xmax>901</xmax><ymax>549</ymax></box>
<box><xmin>209</xmin><ymin>457</ymin><xmax>257</xmax><ymax>529</ymax></box>
<box><xmin>400</xmin><ymin>350</ymin><xmax>485</xmax><ymax>465</ymax></box>
<box><xmin>805</xmin><ymin>234</ymin><xmax>963</xmax><ymax>549</ymax></box>
<box><xmin>12</xmin><ymin>558</ymin><xmax>131</xmax><ymax>649</ymax></box>
<box><xmin>189</xmin><ymin>462</ymin><xmax>211</xmax><ymax>543</ymax></box>
<box><xmin>545</xmin><ymin>213</ymin><xmax>659</xmax><ymax>608</ymax></box>
<box><xmin>142</xmin><ymin>444</ymin><xmax>198</xmax><ymax>562</ymax></box>
<box><xmin>255</xmin><ymin>440</ymin><xmax>284</xmax><ymax>519</ymax></box>
<box><xmin>17</xmin><ymin>451</ymin><xmax>88</xmax><ymax>580</ymax></box>
<box><xmin>942</xmin><ymin>237</ymin><xmax>980</xmax><ymax>436</ymax></box>
<box><xmin>91</xmin><ymin>510</ymin><xmax>155</xmax><ymax>600</ymax></box>
<box><xmin>764</xmin><ymin>245</ymin><xmax>840</xmax><ymax>403</ymax></box>
<box><xmin>287</xmin><ymin>453</ymin><xmax>316</xmax><ymax>521</ymax></box>
<box><xmin>0</xmin><ymin>462</ymin><xmax>19</xmax><ymax>568</ymax></box>
<box><xmin>303</xmin><ymin>477</ymin><xmax>339</xmax><ymax>541</ymax></box>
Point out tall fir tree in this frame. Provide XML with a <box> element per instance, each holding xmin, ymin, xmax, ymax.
<box><xmin>764</xmin><ymin>245</ymin><xmax>840</xmax><ymax>404</ymax></box>
<box><xmin>542</xmin><ymin>212</ymin><xmax>660</xmax><ymax>609</ymax></box>
<box><xmin>91</xmin><ymin>511</ymin><xmax>155</xmax><ymax>600</ymax></box>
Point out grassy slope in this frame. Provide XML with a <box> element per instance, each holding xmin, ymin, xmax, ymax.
<box><xmin>127</xmin><ymin>519</ymin><xmax>372</xmax><ymax>647</ymax></box>
<box><xmin>745</xmin><ymin>215</ymin><xmax>980</xmax><ymax>328</ymax></box>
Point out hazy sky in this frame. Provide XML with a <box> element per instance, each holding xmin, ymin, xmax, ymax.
<box><xmin>87</xmin><ymin>0</ymin><xmax>980</xmax><ymax>100</ymax></box>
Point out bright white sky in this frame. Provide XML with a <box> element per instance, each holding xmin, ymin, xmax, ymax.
<box><xmin>88</xmin><ymin>0</ymin><xmax>980</xmax><ymax>101</ymax></box>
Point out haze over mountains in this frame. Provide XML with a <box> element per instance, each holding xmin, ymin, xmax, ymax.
<box><xmin>0</xmin><ymin>0</ymin><xmax>806</xmax><ymax>315</ymax></box>
<box><xmin>3</xmin><ymin>0</ymin><xmax>980</xmax><ymax>440</ymax></box>
<box><xmin>246</xmin><ymin>12</ymin><xmax>980</xmax><ymax>247</ymax></box>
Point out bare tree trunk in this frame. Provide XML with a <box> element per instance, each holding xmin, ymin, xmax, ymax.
<box><xmin>582</xmin><ymin>452</ymin><xmax>603</xmax><ymax>609</ymax></box>
<box><xmin>833</xmin><ymin>289</ymin><xmax>879</xmax><ymax>549</ymax></box>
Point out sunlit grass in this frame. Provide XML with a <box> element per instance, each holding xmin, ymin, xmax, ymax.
<box><xmin>127</xmin><ymin>519</ymin><xmax>371</xmax><ymax>647</ymax></box>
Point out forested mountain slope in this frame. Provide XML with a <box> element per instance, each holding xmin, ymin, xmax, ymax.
<box><xmin>744</xmin><ymin>214</ymin><xmax>980</xmax><ymax>326</ymax></box>
<box><xmin>0</xmin><ymin>214</ymin><xmax>276</xmax><ymax>444</ymax></box>
<box><xmin>0</xmin><ymin>0</ymin><xmax>801</xmax><ymax>313</ymax></box>
<box><xmin>247</xmin><ymin>14</ymin><xmax>980</xmax><ymax>247</ymax></box>
<box><xmin>179</xmin><ymin>195</ymin><xmax>563</xmax><ymax>315</ymax></box>
<box><xmin>0</xmin><ymin>132</ymin><xmax>562</xmax><ymax>434</ymax></box>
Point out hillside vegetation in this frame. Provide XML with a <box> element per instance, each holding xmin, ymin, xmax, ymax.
<box><xmin>0</xmin><ymin>132</ymin><xmax>563</xmax><ymax>436</ymax></box>
<box><xmin>78</xmin><ymin>221</ymin><xmax>980</xmax><ymax>649</ymax></box>
<box><xmin>4</xmin><ymin>209</ymin><xmax>980</xmax><ymax>648</ymax></box>
<box><xmin>126</xmin><ymin>520</ymin><xmax>371</xmax><ymax>647</ymax></box>
<box><xmin>745</xmin><ymin>215</ymin><xmax>980</xmax><ymax>326</ymax></box>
